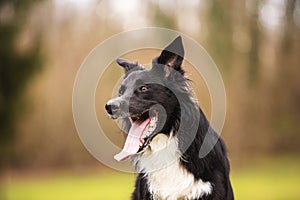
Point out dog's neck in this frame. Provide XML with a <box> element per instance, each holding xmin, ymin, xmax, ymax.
<box><xmin>132</xmin><ymin>133</ymin><xmax>212</xmax><ymax>199</ymax></box>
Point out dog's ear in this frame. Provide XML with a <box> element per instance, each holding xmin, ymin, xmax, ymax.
<box><xmin>153</xmin><ymin>36</ymin><xmax>185</xmax><ymax>76</ymax></box>
<box><xmin>117</xmin><ymin>58</ymin><xmax>143</xmax><ymax>74</ymax></box>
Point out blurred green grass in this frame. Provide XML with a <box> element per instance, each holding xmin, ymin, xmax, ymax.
<box><xmin>2</xmin><ymin>172</ymin><xmax>135</xmax><ymax>200</ymax></box>
<box><xmin>231</xmin><ymin>156</ymin><xmax>300</xmax><ymax>200</ymax></box>
<box><xmin>2</xmin><ymin>156</ymin><xmax>300</xmax><ymax>200</ymax></box>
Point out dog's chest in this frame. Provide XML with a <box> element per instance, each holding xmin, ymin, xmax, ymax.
<box><xmin>135</xmin><ymin>134</ymin><xmax>212</xmax><ymax>200</ymax></box>
<box><xmin>147</xmin><ymin>161</ymin><xmax>212</xmax><ymax>200</ymax></box>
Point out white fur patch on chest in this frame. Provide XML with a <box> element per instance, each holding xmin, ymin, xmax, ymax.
<box><xmin>134</xmin><ymin>134</ymin><xmax>212</xmax><ymax>200</ymax></box>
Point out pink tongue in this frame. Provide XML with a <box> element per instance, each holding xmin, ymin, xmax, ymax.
<box><xmin>114</xmin><ymin>118</ymin><xmax>150</xmax><ymax>161</ymax></box>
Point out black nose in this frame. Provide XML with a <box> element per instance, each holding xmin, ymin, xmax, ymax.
<box><xmin>105</xmin><ymin>103</ymin><xmax>119</xmax><ymax>115</ymax></box>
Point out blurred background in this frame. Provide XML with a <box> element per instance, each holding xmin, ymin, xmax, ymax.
<box><xmin>1</xmin><ymin>0</ymin><xmax>300</xmax><ymax>199</ymax></box>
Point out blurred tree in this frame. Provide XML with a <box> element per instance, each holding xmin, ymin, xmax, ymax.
<box><xmin>148</xmin><ymin>1</ymin><xmax>177</xmax><ymax>30</ymax></box>
<box><xmin>281</xmin><ymin>0</ymin><xmax>296</xmax><ymax>54</ymax></box>
<box><xmin>247</xmin><ymin>0</ymin><xmax>261</xmax><ymax>85</ymax></box>
<box><xmin>270</xmin><ymin>0</ymin><xmax>300</xmax><ymax>152</ymax></box>
<box><xmin>205</xmin><ymin>0</ymin><xmax>233</xmax><ymax>72</ymax></box>
<box><xmin>0</xmin><ymin>0</ymin><xmax>43</xmax><ymax>169</ymax></box>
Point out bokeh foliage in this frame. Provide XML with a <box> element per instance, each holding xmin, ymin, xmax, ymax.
<box><xmin>0</xmin><ymin>0</ymin><xmax>43</xmax><ymax>168</ymax></box>
<box><xmin>0</xmin><ymin>0</ymin><xmax>299</xmax><ymax>169</ymax></box>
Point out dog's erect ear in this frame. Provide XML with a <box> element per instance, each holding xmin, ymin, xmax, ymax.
<box><xmin>116</xmin><ymin>58</ymin><xmax>143</xmax><ymax>74</ymax></box>
<box><xmin>154</xmin><ymin>36</ymin><xmax>185</xmax><ymax>75</ymax></box>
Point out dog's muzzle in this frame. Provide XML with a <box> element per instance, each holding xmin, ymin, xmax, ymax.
<box><xmin>105</xmin><ymin>101</ymin><xmax>118</xmax><ymax>115</ymax></box>
<box><xmin>105</xmin><ymin>97</ymin><xmax>129</xmax><ymax>118</ymax></box>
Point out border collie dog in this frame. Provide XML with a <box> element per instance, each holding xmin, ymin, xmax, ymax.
<box><xmin>105</xmin><ymin>36</ymin><xmax>234</xmax><ymax>200</ymax></box>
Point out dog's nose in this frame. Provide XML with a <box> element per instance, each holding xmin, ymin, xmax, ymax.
<box><xmin>105</xmin><ymin>102</ymin><xmax>119</xmax><ymax>115</ymax></box>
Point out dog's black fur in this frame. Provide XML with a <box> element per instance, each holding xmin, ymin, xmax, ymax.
<box><xmin>106</xmin><ymin>36</ymin><xmax>234</xmax><ymax>200</ymax></box>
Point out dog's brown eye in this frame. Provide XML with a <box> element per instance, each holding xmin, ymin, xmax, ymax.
<box><xmin>119</xmin><ymin>85</ymin><xmax>125</xmax><ymax>95</ymax></box>
<box><xmin>139</xmin><ymin>86</ymin><xmax>149</xmax><ymax>92</ymax></box>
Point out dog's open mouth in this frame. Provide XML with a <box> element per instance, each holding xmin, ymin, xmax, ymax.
<box><xmin>114</xmin><ymin>110</ymin><xmax>158</xmax><ymax>161</ymax></box>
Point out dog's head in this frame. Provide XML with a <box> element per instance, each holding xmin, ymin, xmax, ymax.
<box><xmin>105</xmin><ymin>36</ymin><xmax>186</xmax><ymax>161</ymax></box>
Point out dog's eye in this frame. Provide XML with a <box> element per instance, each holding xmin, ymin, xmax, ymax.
<box><xmin>139</xmin><ymin>85</ymin><xmax>149</xmax><ymax>92</ymax></box>
<box><xmin>119</xmin><ymin>86</ymin><xmax>125</xmax><ymax>95</ymax></box>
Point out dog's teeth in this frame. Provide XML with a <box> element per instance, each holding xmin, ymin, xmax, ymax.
<box><xmin>150</xmin><ymin>120</ymin><xmax>156</xmax><ymax>125</ymax></box>
<box><xmin>139</xmin><ymin>141</ymin><xmax>143</xmax><ymax>147</ymax></box>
